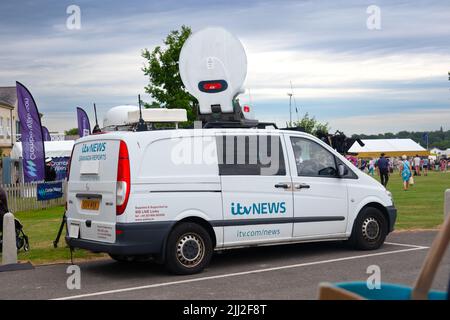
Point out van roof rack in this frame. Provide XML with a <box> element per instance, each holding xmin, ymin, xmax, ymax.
<box><xmin>280</xmin><ymin>126</ymin><xmax>306</xmax><ymax>132</ymax></box>
<box><xmin>203</xmin><ymin>120</ymin><xmax>278</xmax><ymax>129</ymax></box>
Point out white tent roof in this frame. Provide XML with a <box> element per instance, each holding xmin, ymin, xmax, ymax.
<box><xmin>10</xmin><ymin>140</ymin><xmax>75</xmax><ymax>160</ymax></box>
<box><xmin>348</xmin><ymin>139</ymin><xmax>427</xmax><ymax>156</ymax></box>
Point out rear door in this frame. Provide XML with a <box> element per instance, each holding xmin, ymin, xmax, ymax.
<box><xmin>217</xmin><ymin>133</ymin><xmax>294</xmax><ymax>247</ymax></box>
<box><xmin>66</xmin><ymin>139</ymin><xmax>120</xmax><ymax>243</ymax></box>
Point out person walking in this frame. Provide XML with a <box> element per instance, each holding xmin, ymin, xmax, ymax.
<box><xmin>377</xmin><ymin>153</ymin><xmax>390</xmax><ymax>187</ymax></box>
<box><xmin>400</xmin><ymin>155</ymin><xmax>412</xmax><ymax>191</ymax></box>
<box><xmin>368</xmin><ymin>159</ymin><xmax>375</xmax><ymax>176</ymax></box>
<box><xmin>413</xmin><ymin>154</ymin><xmax>421</xmax><ymax>176</ymax></box>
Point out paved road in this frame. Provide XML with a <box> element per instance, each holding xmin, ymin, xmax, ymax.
<box><xmin>0</xmin><ymin>230</ymin><xmax>448</xmax><ymax>300</ymax></box>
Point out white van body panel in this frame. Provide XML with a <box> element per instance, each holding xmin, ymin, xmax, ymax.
<box><xmin>65</xmin><ymin>128</ymin><xmax>396</xmax><ymax>258</ymax></box>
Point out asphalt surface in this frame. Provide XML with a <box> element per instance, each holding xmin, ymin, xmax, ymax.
<box><xmin>0</xmin><ymin>230</ymin><xmax>448</xmax><ymax>300</ymax></box>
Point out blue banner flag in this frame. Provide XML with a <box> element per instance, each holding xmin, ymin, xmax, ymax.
<box><xmin>16</xmin><ymin>81</ymin><xmax>46</xmax><ymax>182</ymax></box>
<box><xmin>77</xmin><ymin>107</ymin><xmax>91</xmax><ymax>137</ymax></box>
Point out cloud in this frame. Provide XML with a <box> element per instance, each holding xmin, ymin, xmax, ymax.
<box><xmin>1</xmin><ymin>0</ymin><xmax>449</xmax><ymax>133</ymax></box>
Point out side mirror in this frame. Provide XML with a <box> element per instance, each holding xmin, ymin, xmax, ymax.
<box><xmin>338</xmin><ymin>164</ymin><xmax>348</xmax><ymax>177</ymax></box>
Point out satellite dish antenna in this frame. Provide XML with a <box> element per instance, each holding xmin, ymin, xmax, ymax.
<box><xmin>179</xmin><ymin>27</ymin><xmax>247</xmax><ymax>115</ymax></box>
<box><xmin>136</xmin><ymin>94</ymin><xmax>147</xmax><ymax>132</ymax></box>
<box><xmin>92</xmin><ymin>103</ymin><xmax>102</xmax><ymax>133</ymax></box>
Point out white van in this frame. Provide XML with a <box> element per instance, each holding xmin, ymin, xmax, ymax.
<box><xmin>65</xmin><ymin>128</ymin><xmax>397</xmax><ymax>274</ymax></box>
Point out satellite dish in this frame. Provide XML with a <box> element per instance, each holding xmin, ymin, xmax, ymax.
<box><xmin>179</xmin><ymin>27</ymin><xmax>247</xmax><ymax>114</ymax></box>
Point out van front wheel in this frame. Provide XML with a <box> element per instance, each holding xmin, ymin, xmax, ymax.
<box><xmin>165</xmin><ymin>223</ymin><xmax>213</xmax><ymax>275</ymax></box>
<box><xmin>350</xmin><ymin>207</ymin><xmax>387</xmax><ymax>250</ymax></box>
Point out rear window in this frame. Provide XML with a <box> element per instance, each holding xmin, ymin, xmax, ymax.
<box><xmin>216</xmin><ymin>135</ymin><xmax>286</xmax><ymax>176</ymax></box>
<box><xmin>69</xmin><ymin>140</ymin><xmax>119</xmax><ymax>181</ymax></box>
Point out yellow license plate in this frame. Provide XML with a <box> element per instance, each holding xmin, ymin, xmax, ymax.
<box><xmin>81</xmin><ymin>199</ymin><xmax>100</xmax><ymax>211</ymax></box>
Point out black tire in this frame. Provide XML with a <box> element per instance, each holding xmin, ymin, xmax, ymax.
<box><xmin>165</xmin><ymin>222</ymin><xmax>213</xmax><ymax>275</ymax></box>
<box><xmin>109</xmin><ymin>254</ymin><xmax>136</xmax><ymax>263</ymax></box>
<box><xmin>349</xmin><ymin>207</ymin><xmax>388</xmax><ymax>250</ymax></box>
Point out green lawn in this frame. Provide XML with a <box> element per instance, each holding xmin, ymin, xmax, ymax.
<box><xmin>375</xmin><ymin>170</ymin><xmax>449</xmax><ymax>229</ymax></box>
<box><xmin>1</xmin><ymin>171</ymin><xmax>448</xmax><ymax>264</ymax></box>
<box><xmin>2</xmin><ymin>206</ymin><xmax>105</xmax><ymax>264</ymax></box>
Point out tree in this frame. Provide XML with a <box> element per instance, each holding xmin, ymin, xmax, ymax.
<box><xmin>351</xmin><ymin>128</ymin><xmax>450</xmax><ymax>149</ymax></box>
<box><xmin>287</xmin><ymin>112</ymin><xmax>330</xmax><ymax>135</ymax></box>
<box><xmin>65</xmin><ymin>128</ymin><xmax>78</xmax><ymax>135</ymax></box>
<box><xmin>142</xmin><ymin>26</ymin><xmax>196</xmax><ymax>125</ymax></box>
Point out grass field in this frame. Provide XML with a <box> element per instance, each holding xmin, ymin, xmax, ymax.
<box><xmin>375</xmin><ymin>170</ymin><xmax>449</xmax><ymax>229</ymax></box>
<box><xmin>1</xmin><ymin>170</ymin><xmax>448</xmax><ymax>264</ymax></box>
<box><xmin>9</xmin><ymin>207</ymin><xmax>105</xmax><ymax>264</ymax></box>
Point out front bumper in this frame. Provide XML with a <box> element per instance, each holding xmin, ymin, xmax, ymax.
<box><xmin>386</xmin><ymin>205</ymin><xmax>397</xmax><ymax>233</ymax></box>
<box><xmin>65</xmin><ymin>221</ymin><xmax>175</xmax><ymax>255</ymax></box>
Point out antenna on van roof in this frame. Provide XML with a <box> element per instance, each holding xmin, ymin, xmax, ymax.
<box><xmin>92</xmin><ymin>103</ymin><xmax>102</xmax><ymax>133</ymax></box>
<box><xmin>136</xmin><ymin>94</ymin><xmax>147</xmax><ymax>132</ymax></box>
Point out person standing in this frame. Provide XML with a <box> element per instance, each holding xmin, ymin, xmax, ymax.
<box><xmin>360</xmin><ymin>159</ymin><xmax>367</xmax><ymax>171</ymax></box>
<box><xmin>423</xmin><ymin>157</ymin><xmax>429</xmax><ymax>176</ymax></box>
<box><xmin>368</xmin><ymin>159</ymin><xmax>375</xmax><ymax>176</ymax></box>
<box><xmin>400</xmin><ymin>155</ymin><xmax>412</xmax><ymax>191</ymax></box>
<box><xmin>377</xmin><ymin>153</ymin><xmax>390</xmax><ymax>187</ymax></box>
<box><xmin>440</xmin><ymin>158</ymin><xmax>446</xmax><ymax>172</ymax></box>
<box><xmin>0</xmin><ymin>185</ymin><xmax>9</xmax><ymax>232</ymax></box>
<box><xmin>413</xmin><ymin>154</ymin><xmax>421</xmax><ymax>176</ymax></box>
<box><xmin>45</xmin><ymin>157</ymin><xmax>57</xmax><ymax>182</ymax></box>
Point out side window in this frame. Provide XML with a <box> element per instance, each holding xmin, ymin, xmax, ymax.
<box><xmin>290</xmin><ymin>137</ymin><xmax>337</xmax><ymax>177</ymax></box>
<box><xmin>335</xmin><ymin>158</ymin><xmax>358</xmax><ymax>179</ymax></box>
<box><xmin>216</xmin><ymin>135</ymin><xmax>286</xmax><ymax>176</ymax></box>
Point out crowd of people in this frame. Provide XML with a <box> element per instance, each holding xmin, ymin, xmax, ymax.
<box><xmin>346</xmin><ymin>153</ymin><xmax>449</xmax><ymax>191</ymax></box>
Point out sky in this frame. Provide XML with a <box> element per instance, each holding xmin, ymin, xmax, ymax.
<box><xmin>0</xmin><ymin>0</ymin><xmax>449</xmax><ymax>134</ymax></box>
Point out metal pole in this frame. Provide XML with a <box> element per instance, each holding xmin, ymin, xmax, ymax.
<box><xmin>288</xmin><ymin>93</ymin><xmax>292</xmax><ymax>126</ymax></box>
<box><xmin>93</xmin><ymin>103</ymin><xmax>98</xmax><ymax>127</ymax></box>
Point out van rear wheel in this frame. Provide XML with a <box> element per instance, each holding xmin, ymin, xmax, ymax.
<box><xmin>165</xmin><ymin>222</ymin><xmax>213</xmax><ymax>275</ymax></box>
<box><xmin>350</xmin><ymin>207</ymin><xmax>387</xmax><ymax>250</ymax></box>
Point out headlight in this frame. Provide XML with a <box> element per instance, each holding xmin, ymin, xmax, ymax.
<box><xmin>386</xmin><ymin>190</ymin><xmax>393</xmax><ymax>204</ymax></box>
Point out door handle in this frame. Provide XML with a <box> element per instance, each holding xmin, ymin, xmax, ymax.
<box><xmin>295</xmin><ymin>183</ymin><xmax>310</xmax><ymax>189</ymax></box>
<box><xmin>274</xmin><ymin>183</ymin><xmax>291</xmax><ymax>189</ymax></box>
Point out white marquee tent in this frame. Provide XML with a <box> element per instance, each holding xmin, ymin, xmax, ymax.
<box><xmin>348</xmin><ymin>139</ymin><xmax>429</xmax><ymax>158</ymax></box>
<box><xmin>10</xmin><ymin>140</ymin><xmax>75</xmax><ymax>160</ymax></box>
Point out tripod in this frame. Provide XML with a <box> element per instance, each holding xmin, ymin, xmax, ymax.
<box><xmin>53</xmin><ymin>211</ymin><xmax>66</xmax><ymax>248</ymax></box>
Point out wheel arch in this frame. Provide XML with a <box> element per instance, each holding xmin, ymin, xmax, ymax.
<box><xmin>174</xmin><ymin>216</ymin><xmax>217</xmax><ymax>249</ymax></box>
<box><xmin>351</xmin><ymin>202</ymin><xmax>390</xmax><ymax>235</ymax></box>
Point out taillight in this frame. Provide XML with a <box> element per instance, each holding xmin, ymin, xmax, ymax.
<box><xmin>116</xmin><ymin>140</ymin><xmax>130</xmax><ymax>215</ymax></box>
<box><xmin>65</xmin><ymin>146</ymin><xmax>75</xmax><ymax>211</ymax></box>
